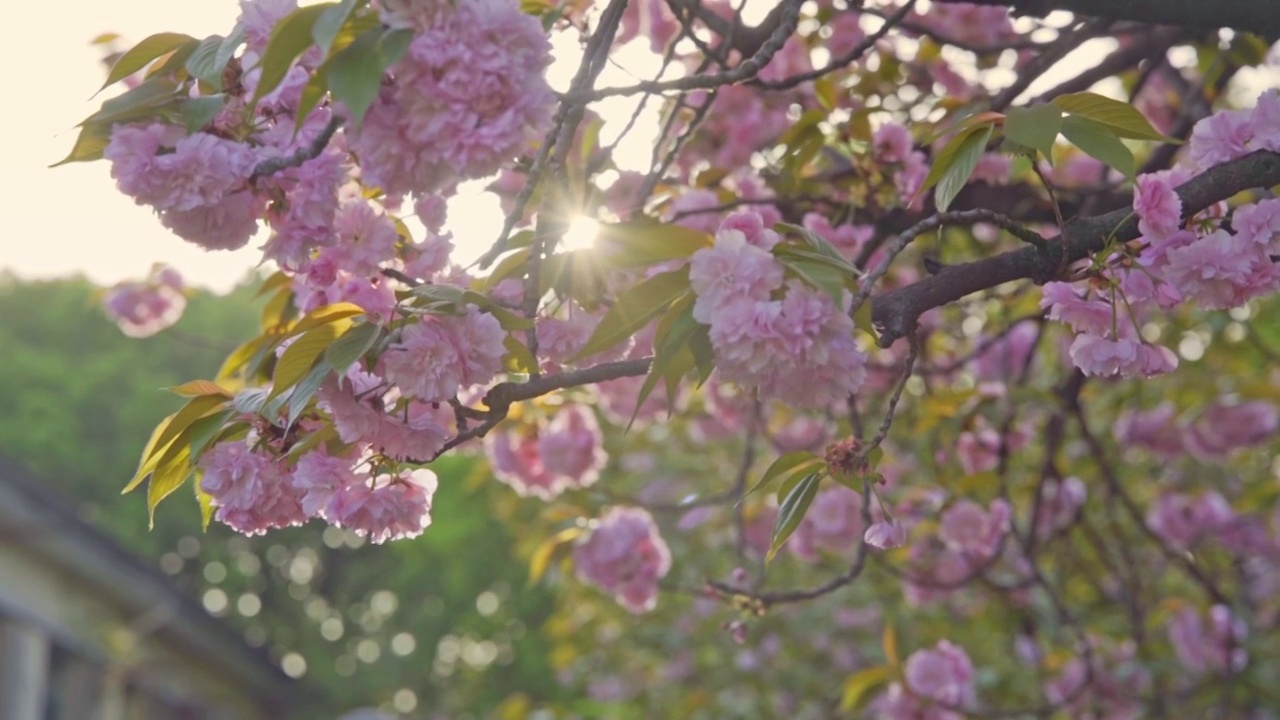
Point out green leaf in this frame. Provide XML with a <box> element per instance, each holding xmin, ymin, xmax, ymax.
<box><xmin>744</xmin><ymin>451</ymin><xmax>825</xmax><ymax>500</ymax></box>
<box><xmin>935</xmin><ymin>124</ymin><xmax>994</xmax><ymax>212</ymax></box>
<box><xmin>196</xmin><ymin>480</ymin><xmax>215</xmax><ymax>531</ymax></box>
<box><xmin>185</xmin><ymin>409</ymin><xmax>238</xmax><ymax>462</ymax></box>
<box><xmin>271</xmin><ymin>321</ymin><xmax>349</xmax><ymax>400</ymax></box>
<box><xmin>775</xmin><ymin>222</ymin><xmax>861</xmax><ymax>276</ymax></box>
<box><xmin>288</xmin><ymin>302</ymin><xmax>366</xmax><ymax>336</ymax></box>
<box><xmin>82</xmin><ymin>78</ymin><xmax>181</xmax><ymax>127</ymax></box>
<box><xmin>570</xmin><ymin>266</ymin><xmax>691</xmax><ymax>361</ymax></box>
<box><xmin>144</xmin><ymin>39</ymin><xmax>201</xmax><ymax>80</ymax></box>
<box><xmin>767</xmin><ymin>471</ymin><xmax>822</xmax><ymax>562</ymax></box>
<box><xmin>147</xmin><ymin>444</ymin><xmax>193</xmax><ymax>527</ymax></box>
<box><xmin>180</xmin><ymin>95</ymin><xmax>227</xmax><ymax>133</ymax></box>
<box><xmin>598</xmin><ymin>222</ymin><xmax>712</xmax><ymax>268</ymax></box>
<box><xmin>917</xmin><ymin>122</ymin><xmax>987</xmax><ymax>209</ymax></box>
<box><xmin>1060</xmin><ymin>115</ymin><xmax>1134</xmax><ymax>179</ymax></box>
<box><xmin>166</xmin><ymin>380</ymin><xmax>233</xmax><ymax>398</ymax></box>
<box><xmin>461</xmin><ymin>291</ymin><xmax>534</xmax><ymax>331</ymax></box>
<box><xmin>633</xmin><ymin>294</ymin><xmax>698</xmax><ymax>426</ymax></box>
<box><xmin>328</xmin><ymin>27</ymin><xmax>412</xmax><ymax>131</ymax></box>
<box><xmin>312</xmin><ymin>0</ymin><xmax>362</xmax><ymax>54</ymax></box>
<box><xmin>323</xmin><ymin>321</ymin><xmax>380</xmax><ymax>373</ymax></box>
<box><xmin>777</xmin><ymin>255</ymin><xmax>848</xmax><ymax>305</ymax></box>
<box><xmin>839</xmin><ymin>665</ymin><xmax>894</xmax><ymax>712</ymax></box>
<box><xmin>294</xmin><ymin>61</ymin><xmax>331</xmax><ymax>134</ymax></box>
<box><xmin>528</xmin><ymin>527</ymin><xmax>582</xmax><ymax>585</ymax></box>
<box><xmin>100</xmin><ymin>32</ymin><xmax>195</xmax><ymax>91</ymax></box>
<box><xmin>185</xmin><ymin>34</ymin><xmax>229</xmax><ymax>89</ymax></box>
<box><xmin>503</xmin><ymin>335</ymin><xmax>538</xmax><ymax>374</ymax></box>
<box><xmin>286</xmin><ymin>360</ymin><xmax>334</xmax><ymax>427</ymax></box>
<box><xmin>123</xmin><ymin>417</ymin><xmax>176</xmax><ymax>494</ymax></box>
<box><xmin>1002</xmin><ymin>103</ymin><xmax>1062</xmax><ymax>160</ymax></box>
<box><xmin>1052</xmin><ymin>91</ymin><xmax>1174</xmax><ymax>142</ymax></box>
<box><xmin>151</xmin><ymin>395</ymin><xmax>231</xmax><ymax>465</ymax></box>
<box><xmin>51</xmin><ymin>123</ymin><xmax>112</xmax><ymax>166</ymax></box>
<box><xmin>215</xmin><ymin>27</ymin><xmax>246</xmax><ymax>77</ymax></box>
<box><xmin>252</xmin><ymin>3</ymin><xmax>335</xmax><ymax>105</ymax></box>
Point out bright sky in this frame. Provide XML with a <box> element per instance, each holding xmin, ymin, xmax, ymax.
<box><xmin>4</xmin><ymin>3</ymin><xmax>1273</xmax><ymax>292</ymax></box>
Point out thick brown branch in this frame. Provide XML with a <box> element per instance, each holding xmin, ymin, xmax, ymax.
<box><xmin>869</xmin><ymin>151</ymin><xmax>1280</xmax><ymax>347</ymax></box>
<box><xmin>936</xmin><ymin>0</ymin><xmax>1280</xmax><ymax>36</ymax></box>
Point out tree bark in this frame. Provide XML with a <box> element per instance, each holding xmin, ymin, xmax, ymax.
<box><xmin>935</xmin><ymin>0</ymin><xmax>1280</xmax><ymax>37</ymax></box>
<box><xmin>869</xmin><ymin>151</ymin><xmax>1280</xmax><ymax>347</ymax></box>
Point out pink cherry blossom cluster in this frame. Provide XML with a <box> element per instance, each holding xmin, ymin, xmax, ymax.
<box><xmin>486</xmin><ymin>404</ymin><xmax>608</xmax><ymax>500</ymax></box>
<box><xmin>573</xmin><ymin>507</ymin><xmax>672</xmax><ymax>613</ymax></box>
<box><xmin>875</xmin><ymin>640</ymin><xmax>976</xmax><ymax>720</ymax></box>
<box><xmin>102</xmin><ymin>264</ymin><xmax>186</xmax><ymax>337</ymax></box>
<box><xmin>199</xmin><ymin>437</ymin><xmax>437</xmax><ymax>542</ymax></box>
<box><xmin>1042</xmin><ymin>90</ymin><xmax>1280</xmax><ymax>378</ymax></box>
<box><xmin>353</xmin><ymin>0</ymin><xmax>555</xmax><ymax>198</ymax></box>
<box><xmin>688</xmin><ymin>211</ymin><xmax>869</xmax><ymax>408</ymax></box>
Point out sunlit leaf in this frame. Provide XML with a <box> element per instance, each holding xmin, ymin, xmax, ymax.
<box><xmin>100</xmin><ymin>32</ymin><xmax>195</xmax><ymax>91</ymax></box>
<box><xmin>768</xmin><ymin>471</ymin><xmax>822</xmax><ymax>562</ymax></box>
<box><xmin>51</xmin><ymin>123</ymin><xmax>112</xmax><ymax>166</ymax></box>
<box><xmin>328</xmin><ymin>27</ymin><xmax>412</xmax><ymax>131</ymax></box>
<box><xmin>839</xmin><ymin>665</ymin><xmax>894</xmax><ymax>712</ymax></box>
<box><xmin>271</xmin><ymin>321</ymin><xmax>349</xmax><ymax>400</ymax></box>
<box><xmin>529</xmin><ymin>527</ymin><xmax>582</xmax><ymax>585</ymax></box>
<box><xmin>1053</xmin><ymin>91</ymin><xmax>1176</xmax><ymax>142</ymax></box>
<box><xmin>324</xmin><ymin>321</ymin><xmax>380</xmax><ymax>373</ymax></box>
<box><xmin>744</xmin><ymin>451</ymin><xmax>825</xmax><ymax>500</ymax></box>
<box><xmin>166</xmin><ymin>380</ymin><xmax>233</xmax><ymax>398</ymax></box>
<box><xmin>570</xmin><ymin>266</ymin><xmax>690</xmax><ymax>361</ymax></box>
<box><xmin>597</xmin><ymin>222</ymin><xmax>712</xmax><ymax>268</ymax></box>
<box><xmin>1060</xmin><ymin>115</ymin><xmax>1134</xmax><ymax>179</ymax></box>
<box><xmin>935</xmin><ymin>124</ymin><xmax>994</xmax><ymax>212</ymax></box>
<box><xmin>252</xmin><ymin>3</ymin><xmax>336</xmax><ymax>105</ymax></box>
<box><xmin>1002</xmin><ymin>103</ymin><xmax>1062</xmax><ymax>160</ymax></box>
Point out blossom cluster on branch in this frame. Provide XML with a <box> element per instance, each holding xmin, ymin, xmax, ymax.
<box><xmin>71</xmin><ymin>0</ymin><xmax>1280</xmax><ymax>715</ymax></box>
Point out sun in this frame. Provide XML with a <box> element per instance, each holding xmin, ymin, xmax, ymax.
<box><xmin>561</xmin><ymin>215</ymin><xmax>601</xmax><ymax>251</ymax></box>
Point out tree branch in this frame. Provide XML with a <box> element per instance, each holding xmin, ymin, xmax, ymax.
<box><xmin>869</xmin><ymin>150</ymin><xmax>1280</xmax><ymax>347</ymax></box>
<box><xmin>934</xmin><ymin>0</ymin><xmax>1280</xmax><ymax>37</ymax></box>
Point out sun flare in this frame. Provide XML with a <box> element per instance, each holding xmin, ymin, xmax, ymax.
<box><xmin>561</xmin><ymin>216</ymin><xmax>601</xmax><ymax>251</ymax></box>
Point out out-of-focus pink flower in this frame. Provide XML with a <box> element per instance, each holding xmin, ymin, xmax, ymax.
<box><xmin>865</xmin><ymin>520</ymin><xmax>908</xmax><ymax>550</ymax></box>
<box><xmin>573</xmin><ymin>507</ymin><xmax>672</xmax><ymax>613</ymax></box>
<box><xmin>1183</xmin><ymin>400</ymin><xmax>1279</xmax><ymax>460</ymax></box>
<box><xmin>939</xmin><ymin>499</ymin><xmax>1010</xmax><ymax>561</ymax></box>
<box><xmin>1033</xmin><ymin>476</ymin><xmax>1087</xmax><ymax>540</ymax></box>
<box><xmin>1146</xmin><ymin>490</ymin><xmax>1235</xmax><ymax>549</ymax></box>
<box><xmin>102</xmin><ymin>265</ymin><xmax>187</xmax><ymax>337</ymax></box>
<box><xmin>1168</xmin><ymin>604</ymin><xmax>1248</xmax><ymax>675</ymax></box>
<box><xmin>873</xmin><ymin>123</ymin><xmax>914</xmax><ymax>164</ymax></box>
<box><xmin>487</xmin><ymin>405</ymin><xmax>607</xmax><ymax>500</ymax></box>
<box><xmin>876</xmin><ymin>640</ymin><xmax>976</xmax><ymax>718</ymax></box>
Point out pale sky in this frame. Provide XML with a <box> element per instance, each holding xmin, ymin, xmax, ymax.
<box><xmin>4</xmin><ymin>3</ymin><xmax>1273</xmax><ymax>292</ymax></box>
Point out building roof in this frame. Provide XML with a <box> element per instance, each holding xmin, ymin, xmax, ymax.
<box><xmin>0</xmin><ymin>455</ymin><xmax>295</xmax><ymax>711</ymax></box>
